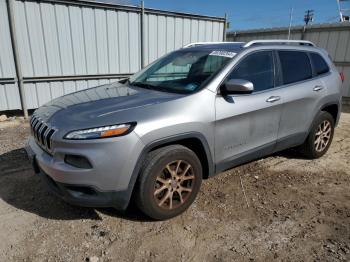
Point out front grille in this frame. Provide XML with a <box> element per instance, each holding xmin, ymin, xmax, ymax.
<box><xmin>30</xmin><ymin>115</ymin><xmax>57</xmax><ymax>154</ymax></box>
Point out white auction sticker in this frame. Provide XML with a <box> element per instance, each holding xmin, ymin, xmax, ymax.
<box><xmin>209</xmin><ymin>50</ymin><xmax>236</xmax><ymax>58</ymax></box>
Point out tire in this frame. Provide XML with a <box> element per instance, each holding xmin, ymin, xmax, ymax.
<box><xmin>299</xmin><ymin>111</ymin><xmax>335</xmax><ymax>159</ymax></box>
<box><xmin>135</xmin><ymin>145</ymin><xmax>202</xmax><ymax>220</ymax></box>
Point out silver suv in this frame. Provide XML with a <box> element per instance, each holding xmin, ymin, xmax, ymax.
<box><xmin>27</xmin><ymin>40</ymin><xmax>343</xmax><ymax>220</ymax></box>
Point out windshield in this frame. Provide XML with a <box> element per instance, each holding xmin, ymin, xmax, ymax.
<box><xmin>129</xmin><ymin>49</ymin><xmax>236</xmax><ymax>94</ymax></box>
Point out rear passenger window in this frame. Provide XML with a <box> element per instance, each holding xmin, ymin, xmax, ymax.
<box><xmin>279</xmin><ymin>51</ymin><xmax>312</xmax><ymax>85</ymax></box>
<box><xmin>310</xmin><ymin>53</ymin><xmax>329</xmax><ymax>75</ymax></box>
<box><xmin>227</xmin><ymin>51</ymin><xmax>274</xmax><ymax>92</ymax></box>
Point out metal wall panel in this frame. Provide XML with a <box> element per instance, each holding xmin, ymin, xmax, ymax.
<box><xmin>143</xmin><ymin>14</ymin><xmax>224</xmax><ymax>65</ymax></box>
<box><xmin>0</xmin><ymin>0</ymin><xmax>16</xmax><ymax>79</ymax></box>
<box><xmin>0</xmin><ymin>0</ymin><xmax>21</xmax><ymax>110</ymax></box>
<box><xmin>23</xmin><ymin>79</ymin><xmax>118</xmax><ymax>109</ymax></box>
<box><xmin>0</xmin><ymin>83</ymin><xmax>21</xmax><ymax>111</ymax></box>
<box><xmin>227</xmin><ymin>23</ymin><xmax>350</xmax><ymax>98</ymax></box>
<box><xmin>0</xmin><ymin>0</ymin><xmax>225</xmax><ymax>111</ymax></box>
<box><xmin>12</xmin><ymin>1</ymin><xmax>142</xmax><ymax>78</ymax></box>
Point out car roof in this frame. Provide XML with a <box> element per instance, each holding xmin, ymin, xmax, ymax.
<box><xmin>182</xmin><ymin>40</ymin><xmax>318</xmax><ymax>52</ymax></box>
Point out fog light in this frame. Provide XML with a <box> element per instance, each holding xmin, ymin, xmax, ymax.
<box><xmin>64</xmin><ymin>155</ymin><xmax>92</xmax><ymax>169</ymax></box>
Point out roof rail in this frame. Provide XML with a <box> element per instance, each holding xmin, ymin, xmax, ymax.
<box><xmin>183</xmin><ymin>41</ymin><xmax>245</xmax><ymax>48</ymax></box>
<box><xmin>243</xmin><ymin>40</ymin><xmax>316</xmax><ymax>47</ymax></box>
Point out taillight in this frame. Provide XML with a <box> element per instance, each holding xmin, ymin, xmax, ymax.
<box><xmin>340</xmin><ymin>72</ymin><xmax>345</xmax><ymax>82</ymax></box>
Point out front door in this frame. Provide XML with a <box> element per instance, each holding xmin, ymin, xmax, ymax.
<box><xmin>215</xmin><ymin>50</ymin><xmax>283</xmax><ymax>171</ymax></box>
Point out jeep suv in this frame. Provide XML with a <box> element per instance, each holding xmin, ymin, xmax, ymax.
<box><xmin>26</xmin><ymin>40</ymin><xmax>342</xmax><ymax>220</ymax></box>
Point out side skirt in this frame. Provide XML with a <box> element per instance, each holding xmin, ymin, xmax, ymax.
<box><xmin>214</xmin><ymin>141</ymin><xmax>276</xmax><ymax>175</ymax></box>
<box><xmin>274</xmin><ymin>132</ymin><xmax>308</xmax><ymax>152</ymax></box>
<box><xmin>213</xmin><ymin>132</ymin><xmax>307</xmax><ymax>176</ymax></box>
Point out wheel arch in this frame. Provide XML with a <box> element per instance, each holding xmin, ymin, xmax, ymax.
<box><xmin>139</xmin><ymin>133</ymin><xmax>214</xmax><ymax>179</ymax></box>
<box><xmin>123</xmin><ymin>132</ymin><xmax>215</xmax><ymax>208</ymax></box>
<box><xmin>308</xmin><ymin>102</ymin><xmax>340</xmax><ymax>135</ymax></box>
<box><xmin>320</xmin><ymin>103</ymin><xmax>339</xmax><ymax>124</ymax></box>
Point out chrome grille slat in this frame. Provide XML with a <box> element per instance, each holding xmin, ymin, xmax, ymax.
<box><xmin>30</xmin><ymin>117</ymin><xmax>35</xmax><ymax>126</ymax></box>
<box><xmin>33</xmin><ymin>121</ymin><xmax>41</xmax><ymax>139</ymax></box>
<box><xmin>42</xmin><ymin>127</ymin><xmax>51</xmax><ymax>147</ymax></box>
<box><xmin>35</xmin><ymin>122</ymin><xmax>43</xmax><ymax>140</ymax></box>
<box><xmin>32</xmin><ymin>117</ymin><xmax>39</xmax><ymax>127</ymax></box>
<box><xmin>31</xmin><ymin>118</ymin><xmax>39</xmax><ymax>135</ymax></box>
<box><xmin>31</xmin><ymin>118</ymin><xmax>37</xmax><ymax>128</ymax></box>
<box><xmin>46</xmin><ymin>129</ymin><xmax>56</xmax><ymax>150</ymax></box>
<box><xmin>38</xmin><ymin>123</ymin><xmax>45</xmax><ymax>135</ymax></box>
<box><xmin>29</xmin><ymin>116</ymin><xmax>56</xmax><ymax>154</ymax></box>
<box><xmin>35</xmin><ymin>121</ymin><xmax>42</xmax><ymax>132</ymax></box>
<box><xmin>33</xmin><ymin>119</ymin><xmax>41</xmax><ymax>132</ymax></box>
<box><xmin>39</xmin><ymin>124</ymin><xmax>47</xmax><ymax>145</ymax></box>
<box><xmin>30</xmin><ymin>120</ymin><xmax>34</xmax><ymax>135</ymax></box>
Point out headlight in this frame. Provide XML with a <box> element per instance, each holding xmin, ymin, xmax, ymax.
<box><xmin>64</xmin><ymin>123</ymin><xmax>135</xmax><ymax>140</ymax></box>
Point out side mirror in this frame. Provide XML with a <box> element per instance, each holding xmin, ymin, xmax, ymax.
<box><xmin>220</xmin><ymin>79</ymin><xmax>254</xmax><ymax>95</ymax></box>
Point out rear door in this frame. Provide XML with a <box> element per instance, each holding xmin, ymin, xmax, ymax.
<box><xmin>275</xmin><ymin>50</ymin><xmax>327</xmax><ymax>150</ymax></box>
<box><xmin>215</xmin><ymin>50</ymin><xmax>283</xmax><ymax>170</ymax></box>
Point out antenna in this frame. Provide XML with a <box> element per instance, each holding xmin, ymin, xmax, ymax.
<box><xmin>288</xmin><ymin>7</ymin><xmax>294</xmax><ymax>40</ymax></box>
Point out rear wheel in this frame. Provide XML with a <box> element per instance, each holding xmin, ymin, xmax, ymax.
<box><xmin>136</xmin><ymin>145</ymin><xmax>202</xmax><ymax>220</ymax></box>
<box><xmin>299</xmin><ymin>111</ymin><xmax>334</xmax><ymax>159</ymax></box>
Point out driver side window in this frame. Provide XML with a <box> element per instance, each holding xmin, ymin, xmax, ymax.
<box><xmin>226</xmin><ymin>51</ymin><xmax>275</xmax><ymax>92</ymax></box>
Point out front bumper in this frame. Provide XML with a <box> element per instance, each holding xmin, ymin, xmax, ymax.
<box><xmin>26</xmin><ymin>132</ymin><xmax>144</xmax><ymax>209</ymax></box>
<box><xmin>35</xmin><ymin>163</ymin><xmax>131</xmax><ymax>209</ymax></box>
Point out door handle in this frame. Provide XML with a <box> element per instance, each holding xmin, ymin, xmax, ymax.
<box><xmin>313</xmin><ymin>85</ymin><xmax>324</xmax><ymax>91</ymax></box>
<box><xmin>266</xmin><ymin>96</ymin><xmax>281</xmax><ymax>103</ymax></box>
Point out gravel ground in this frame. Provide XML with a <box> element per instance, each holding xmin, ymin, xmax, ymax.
<box><xmin>0</xmin><ymin>113</ymin><xmax>349</xmax><ymax>262</ymax></box>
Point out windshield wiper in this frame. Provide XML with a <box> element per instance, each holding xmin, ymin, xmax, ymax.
<box><xmin>131</xmin><ymin>82</ymin><xmax>156</xmax><ymax>90</ymax></box>
<box><xmin>131</xmin><ymin>82</ymin><xmax>172</xmax><ymax>92</ymax></box>
<box><xmin>131</xmin><ymin>81</ymin><xmax>186</xmax><ymax>94</ymax></box>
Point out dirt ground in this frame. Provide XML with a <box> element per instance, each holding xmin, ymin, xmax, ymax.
<box><xmin>0</xmin><ymin>113</ymin><xmax>349</xmax><ymax>262</ymax></box>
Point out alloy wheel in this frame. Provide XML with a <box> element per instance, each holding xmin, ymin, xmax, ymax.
<box><xmin>153</xmin><ymin>160</ymin><xmax>195</xmax><ymax>210</ymax></box>
<box><xmin>314</xmin><ymin>120</ymin><xmax>332</xmax><ymax>152</ymax></box>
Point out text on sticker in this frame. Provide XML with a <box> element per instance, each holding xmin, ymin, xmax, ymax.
<box><xmin>209</xmin><ymin>50</ymin><xmax>236</xmax><ymax>58</ymax></box>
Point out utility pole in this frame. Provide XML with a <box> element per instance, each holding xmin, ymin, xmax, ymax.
<box><xmin>337</xmin><ymin>0</ymin><xmax>343</xmax><ymax>21</ymax></box>
<box><xmin>337</xmin><ymin>0</ymin><xmax>350</xmax><ymax>22</ymax></box>
<box><xmin>140</xmin><ymin>0</ymin><xmax>145</xmax><ymax>68</ymax></box>
<box><xmin>304</xmin><ymin>9</ymin><xmax>314</xmax><ymax>25</ymax></box>
<box><xmin>288</xmin><ymin>7</ymin><xmax>294</xmax><ymax>40</ymax></box>
<box><xmin>223</xmin><ymin>13</ymin><xmax>228</xmax><ymax>41</ymax></box>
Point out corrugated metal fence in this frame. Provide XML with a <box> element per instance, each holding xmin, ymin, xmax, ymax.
<box><xmin>227</xmin><ymin>23</ymin><xmax>350</xmax><ymax>102</ymax></box>
<box><xmin>0</xmin><ymin>0</ymin><xmax>225</xmax><ymax>113</ymax></box>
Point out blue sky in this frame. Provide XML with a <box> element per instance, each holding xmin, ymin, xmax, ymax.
<box><xmin>102</xmin><ymin>0</ymin><xmax>348</xmax><ymax>31</ymax></box>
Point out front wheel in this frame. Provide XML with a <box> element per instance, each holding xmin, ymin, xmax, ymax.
<box><xmin>299</xmin><ymin>111</ymin><xmax>335</xmax><ymax>159</ymax></box>
<box><xmin>135</xmin><ymin>145</ymin><xmax>202</xmax><ymax>220</ymax></box>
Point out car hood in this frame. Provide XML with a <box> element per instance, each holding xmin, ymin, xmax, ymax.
<box><xmin>33</xmin><ymin>81</ymin><xmax>184</xmax><ymax>129</ymax></box>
